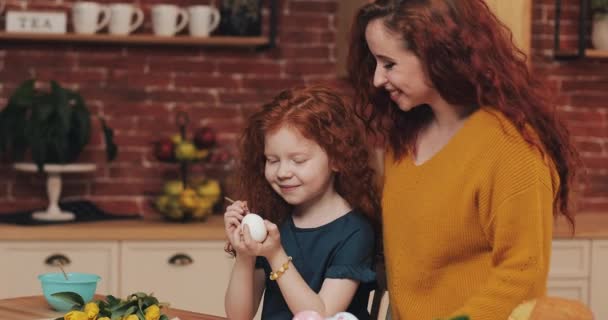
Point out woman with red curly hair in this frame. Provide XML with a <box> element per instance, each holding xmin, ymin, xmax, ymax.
<box><xmin>223</xmin><ymin>86</ymin><xmax>381</xmax><ymax>320</ymax></box>
<box><xmin>347</xmin><ymin>0</ymin><xmax>578</xmax><ymax>319</ymax></box>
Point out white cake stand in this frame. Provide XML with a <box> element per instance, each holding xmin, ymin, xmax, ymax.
<box><xmin>13</xmin><ymin>163</ymin><xmax>97</xmax><ymax>221</ymax></box>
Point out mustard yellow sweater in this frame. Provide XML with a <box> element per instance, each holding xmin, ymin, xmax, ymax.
<box><xmin>382</xmin><ymin>108</ymin><xmax>557</xmax><ymax>320</ymax></box>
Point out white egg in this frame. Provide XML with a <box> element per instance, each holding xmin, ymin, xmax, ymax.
<box><xmin>241</xmin><ymin>213</ymin><xmax>268</xmax><ymax>242</ymax></box>
<box><xmin>330</xmin><ymin>312</ymin><xmax>359</xmax><ymax>320</ymax></box>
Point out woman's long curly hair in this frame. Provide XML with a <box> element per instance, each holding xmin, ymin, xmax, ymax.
<box><xmin>347</xmin><ymin>0</ymin><xmax>579</xmax><ymax>226</ymax></box>
<box><xmin>235</xmin><ymin>85</ymin><xmax>381</xmax><ymax>230</ymax></box>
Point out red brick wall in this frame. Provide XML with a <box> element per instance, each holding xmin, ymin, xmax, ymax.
<box><xmin>1</xmin><ymin>0</ymin><xmax>607</xmax><ymax>217</ymax></box>
<box><xmin>0</xmin><ymin>0</ymin><xmax>339</xmax><ymax>216</ymax></box>
<box><xmin>532</xmin><ymin>0</ymin><xmax>608</xmax><ymax>213</ymax></box>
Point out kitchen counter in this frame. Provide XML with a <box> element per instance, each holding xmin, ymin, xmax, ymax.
<box><xmin>0</xmin><ymin>215</ymin><xmax>226</xmax><ymax>241</ymax></box>
<box><xmin>0</xmin><ymin>212</ymin><xmax>606</xmax><ymax>241</ymax></box>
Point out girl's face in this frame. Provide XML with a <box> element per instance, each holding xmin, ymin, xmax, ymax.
<box><xmin>264</xmin><ymin>126</ymin><xmax>336</xmax><ymax>207</ymax></box>
<box><xmin>365</xmin><ymin>18</ymin><xmax>439</xmax><ymax>112</ymax></box>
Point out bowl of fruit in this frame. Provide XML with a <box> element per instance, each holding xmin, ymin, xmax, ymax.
<box><xmin>151</xmin><ymin>112</ymin><xmax>230</xmax><ymax>222</ymax></box>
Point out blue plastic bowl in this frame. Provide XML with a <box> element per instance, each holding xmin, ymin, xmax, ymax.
<box><xmin>38</xmin><ymin>272</ymin><xmax>101</xmax><ymax>311</ymax></box>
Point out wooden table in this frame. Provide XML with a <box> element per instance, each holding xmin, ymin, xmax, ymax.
<box><xmin>0</xmin><ymin>296</ymin><xmax>226</xmax><ymax>320</ymax></box>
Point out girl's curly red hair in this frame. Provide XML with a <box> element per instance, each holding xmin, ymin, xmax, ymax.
<box><xmin>235</xmin><ymin>85</ymin><xmax>381</xmax><ymax>229</ymax></box>
<box><xmin>347</xmin><ymin>0</ymin><xmax>579</xmax><ymax>226</ymax></box>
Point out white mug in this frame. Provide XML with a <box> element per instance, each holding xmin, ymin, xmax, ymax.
<box><xmin>152</xmin><ymin>4</ymin><xmax>188</xmax><ymax>36</ymax></box>
<box><xmin>72</xmin><ymin>1</ymin><xmax>110</xmax><ymax>34</ymax></box>
<box><xmin>109</xmin><ymin>3</ymin><xmax>144</xmax><ymax>35</ymax></box>
<box><xmin>188</xmin><ymin>5</ymin><xmax>220</xmax><ymax>37</ymax></box>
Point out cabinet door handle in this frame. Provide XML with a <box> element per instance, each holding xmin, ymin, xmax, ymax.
<box><xmin>45</xmin><ymin>254</ymin><xmax>71</xmax><ymax>266</ymax></box>
<box><xmin>168</xmin><ymin>253</ymin><xmax>193</xmax><ymax>266</ymax></box>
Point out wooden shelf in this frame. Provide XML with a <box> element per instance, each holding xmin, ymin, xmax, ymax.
<box><xmin>554</xmin><ymin>49</ymin><xmax>608</xmax><ymax>59</ymax></box>
<box><xmin>0</xmin><ymin>32</ymin><xmax>270</xmax><ymax>48</ymax></box>
<box><xmin>585</xmin><ymin>49</ymin><xmax>608</xmax><ymax>58</ymax></box>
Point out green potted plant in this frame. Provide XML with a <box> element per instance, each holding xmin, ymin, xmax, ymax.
<box><xmin>592</xmin><ymin>0</ymin><xmax>608</xmax><ymax>50</ymax></box>
<box><xmin>218</xmin><ymin>0</ymin><xmax>262</xmax><ymax>36</ymax></box>
<box><xmin>0</xmin><ymin>79</ymin><xmax>117</xmax><ymax>171</ymax></box>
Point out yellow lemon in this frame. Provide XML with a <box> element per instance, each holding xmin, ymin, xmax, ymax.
<box><xmin>84</xmin><ymin>302</ymin><xmax>99</xmax><ymax>319</ymax></box>
<box><xmin>166</xmin><ymin>209</ymin><xmax>183</xmax><ymax>219</ymax></box>
<box><xmin>124</xmin><ymin>315</ymin><xmax>139</xmax><ymax>320</ymax></box>
<box><xmin>195</xmin><ymin>149</ymin><xmax>210</xmax><ymax>160</ymax></box>
<box><xmin>197</xmin><ymin>196</ymin><xmax>214</xmax><ymax>209</ymax></box>
<box><xmin>175</xmin><ymin>141</ymin><xmax>198</xmax><ymax>161</ymax></box>
<box><xmin>163</xmin><ymin>180</ymin><xmax>184</xmax><ymax>196</ymax></box>
<box><xmin>181</xmin><ymin>188</ymin><xmax>196</xmax><ymax>197</ymax></box>
<box><xmin>179</xmin><ymin>188</ymin><xmax>197</xmax><ymax>209</ymax></box>
<box><xmin>165</xmin><ymin>197</ymin><xmax>184</xmax><ymax>219</ymax></box>
<box><xmin>64</xmin><ymin>310</ymin><xmax>88</xmax><ymax>320</ymax></box>
<box><xmin>192</xmin><ymin>205</ymin><xmax>211</xmax><ymax>219</ymax></box>
<box><xmin>98</xmin><ymin>318</ymin><xmax>110</xmax><ymax>320</ymax></box>
<box><xmin>155</xmin><ymin>195</ymin><xmax>170</xmax><ymax>213</ymax></box>
<box><xmin>192</xmin><ymin>208</ymin><xmax>210</xmax><ymax>219</ymax></box>
<box><xmin>170</xmin><ymin>134</ymin><xmax>182</xmax><ymax>145</ymax></box>
<box><xmin>196</xmin><ymin>179</ymin><xmax>221</xmax><ymax>198</ymax></box>
<box><xmin>145</xmin><ymin>304</ymin><xmax>161</xmax><ymax>320</ymax></box>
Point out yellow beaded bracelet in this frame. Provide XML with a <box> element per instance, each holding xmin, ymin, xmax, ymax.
<box><xmin>269</xmin><ymin>256</ymin><xmax>292</xmax><ymax>281</ymax></box>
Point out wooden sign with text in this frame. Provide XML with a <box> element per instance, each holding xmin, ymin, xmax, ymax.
<box><xmin>6</xmin><ymin>11</ymin><xmax>67</xmax><ymax>34</ymax></box>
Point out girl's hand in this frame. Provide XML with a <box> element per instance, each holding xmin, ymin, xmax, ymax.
<box><xmin>223</xmin><ymin>201</ymin><xmax>248</xmax><ymax>243</ymax></box>
<box><xmin>229</xmin><ymin>223</ymin><xmax>257</xmax><ymax>258</ymax></box>
<box><xmin>239</xmin><ymin>220</ymin><xmax>283</xmax><ymax>259</ymax></box>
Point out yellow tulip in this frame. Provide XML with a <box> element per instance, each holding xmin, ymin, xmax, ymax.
<box><xmin>84</xmin><ymin>302</ymin><xmax>100</xmax><ymax>319</ymax></box>
<box><xmin>64</xmin><ymin>310</ymin><xmax>88</xmax><ymax>320</ymax></box>
<box><xmin>124</xmin><ymin>315</ymin><xmax>139</xmax><ymax>320</ymax></box>
<box><xmin>145</xmin><ymin>304</ymin><xmax>161</xmax><ymax>320</ymax></box>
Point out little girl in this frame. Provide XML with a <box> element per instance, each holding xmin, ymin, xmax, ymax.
<box><xmin>223</xmin><ymin>86</ymin><xmax>381</xmax><ymax>320</ymax></box>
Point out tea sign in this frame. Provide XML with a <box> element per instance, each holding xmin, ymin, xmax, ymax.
<box><xmin>6</xmin><ymin>11</ymin><xmax>67</xmax><ymax>34</ymax></box>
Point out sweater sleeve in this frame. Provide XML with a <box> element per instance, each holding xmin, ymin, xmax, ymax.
<box><xmin>450</xmin><ymin>155</ymin><xmax>555</xmax><ymax>320</ymax></box>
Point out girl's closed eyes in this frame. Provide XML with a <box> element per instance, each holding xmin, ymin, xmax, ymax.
<box><xmin>264</xmin><ymin>156</ymin><xmax>310</xmax><ymax>165</ymax></box>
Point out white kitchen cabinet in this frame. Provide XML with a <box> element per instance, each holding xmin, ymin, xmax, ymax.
<box><xmin>1</xmin><ymin>237</ymin><xmax>606</xmax><ymax>319</ymax></box>
<box><xmin>0</xmin><ymin>239</ymin><xmax>239</xmax><ymax>318</ymax></box>
<box><xmin>546</xmin><ymin>239</ymin><xmax>608</xmax><ymax>318</ymax></box>
<box><xmin>547</xmin><ymin>279</ymin><xmax>590</xmax><ymax>303</ymax></box>
<box><xmin>120</xmin><ymin>240</ymin><xmax>234</xmax><ymax>318</ymax></box>
<box><xmin>0</xmin><ymin>241</ymin><xmax>119</xmax><ymax>299</ymax></box>
<box><xmin>590</xmin><ymin>240</ymin><xmax>608</xmax><ymax>320</ymax></box>
<box><xmin>549</xmin><ymin>240</ymin><xmax>591</xmax><ymax>278</ymax></box>
<box><xmin>547</xmin><ymin>240</ymin><xmax>592</xmax><ymax>306</ymax></box>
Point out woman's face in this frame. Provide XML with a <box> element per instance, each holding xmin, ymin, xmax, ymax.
<box><xmin>365</xmin><ymin>19</ymin><xmax>438</xmax><ymax>112</ymax></box>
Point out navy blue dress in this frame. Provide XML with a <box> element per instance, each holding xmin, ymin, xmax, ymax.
<box><xmin>255</xmin><ymin>210</ymin><xmax>376</xmax><ymax>320</ymax></box>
